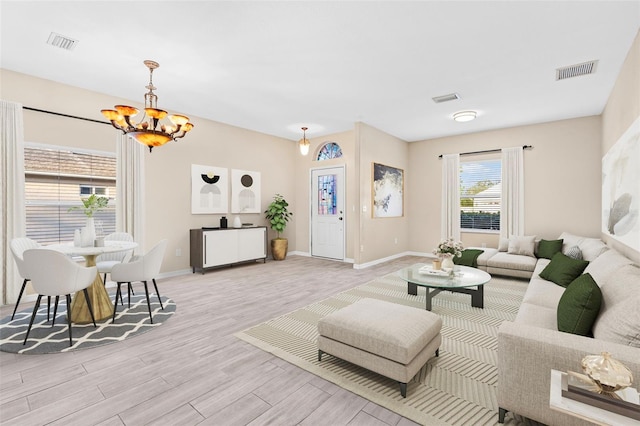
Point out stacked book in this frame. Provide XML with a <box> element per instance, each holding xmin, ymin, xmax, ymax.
<box><xmin>418</xmin><ymin>265</ymin><xmax>450</xmax><ymax>277</ymax></box>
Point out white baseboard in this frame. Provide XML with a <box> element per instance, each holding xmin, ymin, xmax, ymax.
<box><xmin>289</xmin><ymin>251</ymin><xmax>354</xmax><ymax>264</ymax></box>
<box><xmin>352</xmin><ymin>251</ymin><xmax>435</xmax><ymax>269</ymax></box>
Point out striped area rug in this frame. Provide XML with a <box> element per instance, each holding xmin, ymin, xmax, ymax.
<box><xmin>236</xmin><ymin>272</ymin><xmax>529</xmax><ymax>425</ymax></box>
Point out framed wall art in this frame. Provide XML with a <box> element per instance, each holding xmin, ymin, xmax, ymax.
<box><xmin>602</xmin><ymin>116</ymin><xmax>640</xmax><ymax>251</ymax></box>
<box><xmin>231</xmin><ymin>169</ymin><xmax>261</xmax><ymax>214</ymax></box>
<box><xmin>191</xmin><ymin>164</ymin><xmax>228</xmax><ymax>214</ymax></box>
<box><xmin>372</xmin><ymin>162</ymin><xmax>404</xmax><ymax>218</ymax></box>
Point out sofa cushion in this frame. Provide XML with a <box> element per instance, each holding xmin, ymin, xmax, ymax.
<box><xmin>537</xmin><ymin>239</ymin><xmax>563</xmax><ymax>260</ymax></box>
<box><xmin>515</xmin><ymin>302</ymin><xmax>557</xmax><ymax>330</ymax></box>
<box><xmin>559</xmin><ymin>232</ymin><xmax>584</xmax><ymax>254</ymax></box>
<box><xmin>498</xmin><ymin>237</ymin><xmax>509</xmax><ymax>252</ymax></box>
<box><xmin>508</xmin><ymin>235</ymin><xmax>536</xmax><ymax>257</ymax></box>
<box><xmin>487</xmin><ymin>252</ymin><xmax>537</xmax><ymax>272</ymax></box>
<box><xmin>539</xmin><ymin>252</ymin><xmax>589</xmax><ymax>287</ymax></box>
<box><xmin>475</xmin><ymin>247</ymin><xmax>498</xmax><ymax>268</ymax></box>
<box><xmin>584</xmin><ymin>248</ymin><xmax>635</xmax><ymax>287</ymax></box>
<box><xmin>598</xmin><ymin>264</ymin><xmax>640</xmax><ymax>309</ymax></box>
<box><xmin>523</xmin><ymin>275</ymin><xmax>565</xmax><ymax>310</ymax></box>
<box><xmin>557</xmin><ymin>273</ymin><xmax>602</xmax><ymax>336</ymax></box>
<box><xmin>558</xmin><ymin>232</ymin><xmax>608</xmax><ymax>261</ymax></box>
<box><xmin>578</xmin><ymin>238</ymin><xmax>609</xmax><ymax>261</ymax></box>
<box><xmin>453</xmin><ymin>249</ymin><xmax>484</xmax><ymax>267</ymax></box>
<box><xmin>593</xmin><ymin>292</ymin><xmax>640</xmax><ymax>347</ymax></box>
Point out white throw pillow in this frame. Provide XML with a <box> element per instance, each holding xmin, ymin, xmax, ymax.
<box><xmin>498</xmin><ymin>237</ymin><xmax>509</xmax><ymax>252</ymax></box>
<box><xmin>578</xmin><ymin>238</ymin><xmax>609</xmax><ymax>261</ymax></box>
<box><xmin>507</xmin><ymin>235</ymin><xmax>536</xmax><ymax>257</ymax></box>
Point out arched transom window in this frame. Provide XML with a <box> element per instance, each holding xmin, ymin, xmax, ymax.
<box><xmin>317</xmin><ymin>142</ymin><xmax>343</xmax><ymax>161</ymax></box>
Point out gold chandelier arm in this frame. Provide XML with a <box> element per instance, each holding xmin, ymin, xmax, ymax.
<box><xmin>173</xmin><ymin>122</ymin><xmax>194</xmax><ymax>140</ymax></box>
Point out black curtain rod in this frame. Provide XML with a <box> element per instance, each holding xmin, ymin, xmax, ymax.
<box><xmin>438</xmin><ymin>145</ymin><xmax>533</xmax><ymax>158</ymax></box>
<box><xmin>23</xmin><ymin>106</ymin><xmax>110</xmax><ymax>126</ymax></box>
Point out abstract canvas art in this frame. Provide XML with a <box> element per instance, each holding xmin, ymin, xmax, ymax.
<box><xmin>231</xmin><ymin>169</ymin><xmax>261</xmax><ymax>213</ymax></box>
<box><xmin>602</xmin><ymin>116</ymin><xmax>640</xmax><ymax>251</ymax></box>
<box><xmin>372</xmin><ymin>162</ymin><xmax>404</xmax><ymax>218</ymax></box>
<box><xmin>191</xmin><ymin>164</ymin><xmax>228</xmax><ymax>214</ymax></box>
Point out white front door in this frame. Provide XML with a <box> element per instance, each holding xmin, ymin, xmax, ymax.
<box><xmin>311</xmin><ymin>166</ymin><xmax>345</xmax><ymax>260</ymax></box>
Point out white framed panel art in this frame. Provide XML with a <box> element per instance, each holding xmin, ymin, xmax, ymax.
<box><xmin>602</xmin><ymin>116</ymin><xmax>640</xmax><ymax>251</ymax></box>
<box><xmin>231</xmin><ymin>169</ymin><xmax>261</xmax><ymax>214</ymax></box>
<box><xmin>191</xmin><ymin>164</ymin><xmax>228</xmax><ymax>214</ymax></box>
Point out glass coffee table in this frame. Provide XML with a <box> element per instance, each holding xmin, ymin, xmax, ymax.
<box><xmin>397</xmin><ymin>263</ymin><xmax>491</xmax><ymax>310</ymax></box>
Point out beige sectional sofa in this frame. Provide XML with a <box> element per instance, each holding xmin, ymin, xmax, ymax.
<box><xmin>494</xmin><ymin>233</ymin><xmax>640</xmax><ymax>425</ymax></box>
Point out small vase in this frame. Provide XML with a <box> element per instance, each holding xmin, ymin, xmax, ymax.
<box><xmin>441</xmin><ymin>255</ymin><xmax>454</xmax><ymax>271</ymax></box>
<box><xmin>233</xmin><ymin>216</ymin><xmax>242</xmax><ymax>228</ymax></box>
<box><xmin>80</xmin><ymin>227</ymin><xmax>92</xmax><ymax>247</ymax></box>
<box><xmin>85</xmin><ymin>217</ymin><xmax>96</xmax><ymax>242</ymax></box>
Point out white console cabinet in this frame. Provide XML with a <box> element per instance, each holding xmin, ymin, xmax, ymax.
<box><xmin>190</xmin><ymin>227</ymin><xmax>267</xmax><ymax>273</ymax></box>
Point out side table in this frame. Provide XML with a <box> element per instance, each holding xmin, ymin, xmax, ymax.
<box><xmin>549</xmin><ymin>369</ymin><xmax>640</xmax><ymax>426</ymax></box>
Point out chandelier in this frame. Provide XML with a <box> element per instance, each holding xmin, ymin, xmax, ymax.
<box><xmin>101</xmin><ymin>60</ymin><xmax>194</xmax><ymax>152</ymax></box>
<box><xmin>298</xmin><ymin>127</ymin><xmax>310</xmax><ymax>155</ymax></box>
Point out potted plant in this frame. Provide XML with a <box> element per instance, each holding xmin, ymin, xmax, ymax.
<box><xmin>68</xmin><ymin>194</ymin><xmax>109</xmax><ymax>245</ymax></box>
<box><xmin>264</xmin><ymin>193</ymin><xmax>293</xmax><ymax>260</ymax></box>
<box><xmin>433</xmin><ymin>237</ymin><xmax>464</xmax><ymax>270</ymax></box>
<box><xmin>68</xmin><ymin>194</ymin><xmax>109</xmax><ymax>218</ymax></box>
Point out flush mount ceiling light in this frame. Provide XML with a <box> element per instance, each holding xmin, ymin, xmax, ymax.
<box><xmin>298</xmin><ymin>127</ymin><xmax>310</xmax><ymax>155</ymax></box>
<box><xmin>452</xmin><ymin>111</ymin><xmax>477</xmax><ymax>122</ymax></box>
<box><xmin>101</xmin><ymin>60</ymin><xmax>194</xmax><ymax>152</ymax></box>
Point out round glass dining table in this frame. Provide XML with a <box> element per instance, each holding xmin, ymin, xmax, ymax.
<box><xmin>43</xmin><ymin>241</ymin><xmax>137</xmax><ymax>323</ymax></box>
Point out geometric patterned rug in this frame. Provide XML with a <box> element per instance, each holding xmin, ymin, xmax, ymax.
<box><xmin>236</xmin><ymin>271</ymin><xmax>529</xmax><ymax>425</ymax></box>
<box><xmin>0</xmin><ymin>293</ymin><xmax>176</xmax><ymax>354</ymax></box>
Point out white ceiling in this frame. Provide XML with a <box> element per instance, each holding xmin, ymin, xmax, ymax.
<box><xmin>1</xmin><ymin>1</ymin><xmax>639</xmax><ymax>142</ymax></box>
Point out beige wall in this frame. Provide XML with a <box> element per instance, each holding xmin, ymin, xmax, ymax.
<box><xmin>356</xmin><ymin>122</ymin><xmax>410</xmax><ymax>265</ymax></box>
<box><xmin>408</xmin><ymin>116</ymin><xmax>603</xmax><ymax>253</ymax></box>
<box><xmin>1</xmin><ymin>69</ymin><xmax>296</xmax><ymax>274</ymax></box>
<box><xmin>601</xmin><ymin>29</ymin><xmax>640</xmax><ymax>262</ymax></box>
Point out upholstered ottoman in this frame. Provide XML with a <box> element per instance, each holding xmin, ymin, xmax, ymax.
<box><xmin>317</xmin><ymin>298</ymin><xmax>442</xmax><ymax>398</ymax></box>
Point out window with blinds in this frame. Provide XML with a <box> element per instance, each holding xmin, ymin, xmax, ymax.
<box><xmin>460</xmin><ymin>158</ymin><xmax>501</xmax><ymax>231</ymax></box>
<box><xmin>24</xmin><ymin>145</ymin><xmax>116</xmax><ymax>244</ymax></box>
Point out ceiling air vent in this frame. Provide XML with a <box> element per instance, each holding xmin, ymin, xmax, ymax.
<box><xmin>432</xmin><ymin>93</ymin><xmax>460</xmax><ymax>103</ymax></box>
<box><xmin>46</xmin><ymin>32</ymin><xmax>78</xmax><ymax>51</ymax></box>
<box><xmin>556</xmin><ymin>60</ymin><xmax>598</xmax><ymax>81</ymax></box>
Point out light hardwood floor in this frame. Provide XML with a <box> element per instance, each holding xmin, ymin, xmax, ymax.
<box><xmin>1</xmin><ymin>255</ymin><xmax>426</xmax><ymax>426</ymax></box>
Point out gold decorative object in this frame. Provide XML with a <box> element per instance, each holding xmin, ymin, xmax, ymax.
<box><xmin>271</xmin><ymin>238</ymin><xmax>288</xmax><ymax>261</ymax></box>
<box><xmin>102</xmin><ymin>60</ymin><xmax>194</xmax><ymax>152</ymax></box>
<box><xmin>569</xmin><ymin>352</ymin><xmax>634</xmax><ymax>400</ymax></box>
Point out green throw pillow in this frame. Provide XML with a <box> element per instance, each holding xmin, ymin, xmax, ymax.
<box><xmin>453</xmin><ymin>249</ymin><xmax>484</xmax><ymax>268</ymax></box>
<box><xmin>557</xmin><ymin>273</ymin><xmax>602</xmax><ymax>336</ymax></box>
<box><xmin>537</xmin><ymin>239</ymin><xmax>563</xmax><ymax>260</ymax></box>
<box><xmin>539</xmin><ymin>252</ymin><xmax>589</xmax><ymax>287</ymax></box>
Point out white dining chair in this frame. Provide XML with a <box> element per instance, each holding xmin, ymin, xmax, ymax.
<box><xmin>111</xmin><ymin>239</ymin><xmax>167</xmax><ymax>324</ymax></box>
<box><xmin>22</xmin><ymin>249</ymin><xmax>97</xmax><ymax>347</ymax></box>
<box><xmin>96</xmin><ymin>232</ymin><xmax>134</xmax><ymax>284</ymax></box>
<box><xmin>10</xmin><ymin>237</ymin><xmax>51</xmax><ymax>321</ymax></box>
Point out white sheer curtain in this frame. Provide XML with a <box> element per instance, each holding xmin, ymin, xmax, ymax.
<box><xmin>1</xmin><ymin>100</ymin><xmax>26</xmax><ymax>305</ymax></box>
<box><xmin>500</xmin><ymin>146</ymin><xmax>525</xmax><ymax>239</ymax></box>
<box><xmin>116</xmin><ymin>134</ymin><xmax>145</xmax><ymax>253</ymax></box>
<box><xmin>441</xmin><ymin>153</ymin><xmax>461</xmax><ymax>241</ymax></box>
